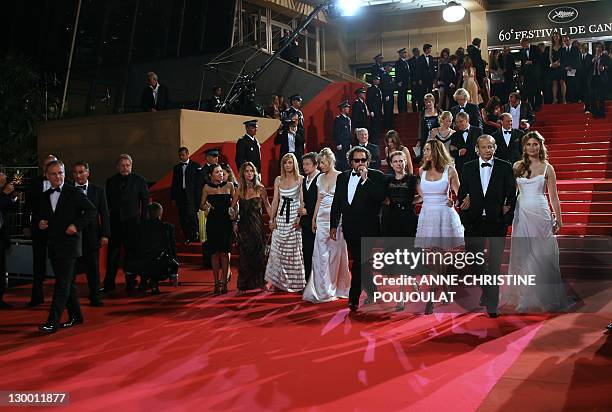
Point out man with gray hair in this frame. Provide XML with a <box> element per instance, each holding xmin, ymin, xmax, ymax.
<box><xmin>141</xmin><ymin>71</ymin><xmax>170</xmax><ymax>112</ymax></box>
<box><xmin>450</xmin><ymin>88</ymin><xmax>483</xmax><ymax>129</ymax></box>
<box><xmin>355</xmin><ymin>128</ymin><xmax>381</xmax><ymax>170</ymax></box>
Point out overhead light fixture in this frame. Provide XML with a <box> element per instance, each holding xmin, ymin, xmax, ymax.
<box><xmin>337</xmin><ymin>0</ymin><xmax>363</xmax><ymax>17</ymax></box>
<box><xmin>442</xmin><ymin>1</ymin><xmax>465</xmax><ymax>23</ymax></box>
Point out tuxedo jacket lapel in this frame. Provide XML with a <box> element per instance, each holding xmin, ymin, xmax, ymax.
<box><xmin>484</xmin><ymin>160</ymin><xmax>501</xmax><ymax>199</ymax></box>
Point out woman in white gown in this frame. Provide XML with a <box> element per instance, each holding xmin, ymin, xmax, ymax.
<box><xmin>415</xmin><ymin>139</ymin><xmax>464</xmax><ymax>250</ymax></box>
<box><xmin>507</xmin><ymin>131</ymin><xmax>574</xmax><ymax>312</ymax></box>
<box><xmin>303</xmin><ymin>148</ymin><xmax>351</xmax><ymax>303</ymax></box>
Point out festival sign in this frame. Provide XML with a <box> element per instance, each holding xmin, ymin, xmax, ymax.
<box><xmin>487</xmin><ymin>0</ymin><xmax>612</xmax><ymax>48</ymax></box>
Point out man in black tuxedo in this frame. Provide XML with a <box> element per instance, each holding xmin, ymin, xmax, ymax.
<box><xmin>37</xmin><ymin>161</ymin><xmax>97</xmax><ymax>333</ymax></box>
<box><xmin>415</xmin><ymin>43</ymin><xmax>436</xmax><ymax>110</ymax></box>
<box><xmin>381</xmin><ymin>62</ymin><xmax>395</xmax><ymax>130</ymax></box>
<box><xmin>438</xmin><ymin>54</ymin><xmax>459</xmax><ymax>110</ymax></box>
<box><xmin>333</xmin><ymin>100</ymin><xmax>352</xmax><ymax>171</ymax></box>
<box><xmin>300</xmin><ymin>153</ymin><xmax>321</xmax><ymax>282</ymax></box>
<box><xmin>492</xmin><ymin>113</ymin><xmax>523</xmax><ymax>164</ymax></box>
<box><xmin>355</xmin><ymin>128</ymin><xmax>380</xmax><ymax>170</ymax></box>
<box><xmin>458</xmin><ymin>135</ymin><xmax>516</xmax><ymax>318</ymax></box>
<box><xmin>351</xmin><ymin>88</ymin><xmax>370</xmax><ymax>131</ymax></box>
<box><xmin>408</xmin><ymin>48</ymin><xmax>421</xmax><ymax>112</ymax></box>
<box><xmin>330</xmin><ymin>146</ymin><xmax>385</xmax><ymax>311</ymax></box>
<box><xmin>131</xmin><ymin>203</ymin><xmax>177</xmax><ymax>295</ymax></box>
<box><xmin>450</xmin><ymin>88</ymin><xmax>483</xmax><ymax>129</ymax></box>
<box><xmin>0</xmin><ymin>172</ymin><xmax>17</xmax><ymax>309</ymax></box>
<box><xmin>560</xmin><ymin>36</ymin><xmax>580</xmax><ymax>103</ymax></box>
<box><xmin>72</xmin><ymin>162</ymin><xmax>110</xmax><ymax>306</ymax></box>
<box><xmin>171</xmin><ymin>147</ymin><xmax>201</xmax><ymax>244</ymax></box>
<box><xmin>519</xmin><ymin>37</ymin><xmax>541</xmax><ymax>110</ymax></box>
<box><xmin>24</xmin><ymin>154</ymin><xmax>58</xmax><ymax>307</ymax></box>
<box><xmin>102</xmin><ymin>154</ymin><xmax>149</xmax><ymax>292</ymax></box>
<box><xmin>576</xmin><ymin>43</ymin><xmax>593</xmax><ymax>113</ymax></box>
<box><xmin>366</xmin><ymin>76</ymin><xmax>383</xmax><ymax>141</ymax></box>
<box><xmin>467</xmin><ymin>38</ymin><xmax>486</xmax><ymax>93</ymax></box>
<box><xmin>274</xmin><ymin>114</ymin><xmax>305</xmax><ymax>161</ymax></box>
<box><xmin>141</xmin><ymin>72</ymin><xmax>170</xmax><ymax>112</ymax></box>
<box><xmin>235</xmin><ymin>119</ymin><xmax>261</xmax><ymax>172</ymax></box>
<box><xmin>502</xmin><ymin>91</ymin><xmax>535</xmax><ymax>132</ymax></box>
<box><xmin>449</xmin><ymin>112</ymin><xmax>482</xmax><ymax>181</ymax></box>
<box><xmin>395</xmin><ymin>48</ymin><xmax>411</xmax><ymax>113</ymax></box>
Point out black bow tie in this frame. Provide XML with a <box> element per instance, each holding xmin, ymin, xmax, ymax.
<box><xmin>504</xmin><ymin>130</ymin><xmax>511</xmax><ymax>134</ymax></box>
<box><xmin>181</xmin><ymin>161</ymin><xmax>188</xmax><ymax>165</ymax></box>
<box><xmin>77</xmin><ymin>185</ymin><xmax>87</xmax><ymax>191</ymax></box>
<box><xmin>351</xmin><ymin>171</ymin><xmax>359</xmax><ymax>176</ymax></box>
<box><xmin>47</xmin><ymin>187</ymin><xmax>61</xmax><ymax>193</ymax></box>
<box><xmin>481</xmin><ymin>163</ymin><xmax>492</xmax><ymax>168</ymax></box>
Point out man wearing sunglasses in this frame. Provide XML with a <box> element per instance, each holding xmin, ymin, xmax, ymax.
<box><xmin>330</xmin><ymin>146</ymin><xmax>385</xmax><ymax>312</ymax></box>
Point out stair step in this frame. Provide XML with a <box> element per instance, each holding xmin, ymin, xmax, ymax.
<box><xmin>558</xmin><ymin>192</ymin><xmax>612</xmax><ymax>201</ymax></box>
<box><xmin>548</xmin><ymin>149</ymin><xmax>611</xmax><ymax>157</ymax></box>
<box><xmin>560</xmin><ymin>202</ymin><xmax>612</xmax><ymax>212</ymax></box>
<box><xmin>556</xmin><ymin>170</ymin><xmax>612</xmax><ymax>179</ymax></box>
<box><xmin>549</xmin><ymin>156</ymin><xmax>612</xmax><ymax>164</ymax></box>
<box><xmin>547</xmin><ymin>141</ymin><xmax>611</xmax><ymax>149</ymax></box>
<box><xmin>554</xmin><ymin>163</ymin><xmax>612</xmax><ymax>171</ymax></box>
<box><xmin>562</xmin><ymin>212</ymin><xmax>612</xmax><ymax>224</ymax></box>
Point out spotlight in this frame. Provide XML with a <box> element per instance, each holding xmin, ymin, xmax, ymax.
<box><xmin>337</xmin><ymin>0</ymin><xmax>363</xmax><ymax>17</ymax></box>
<box><xmin>442</xmin><ymin>1</ymin><xmax>465</xmax><ymax>23</ymax></box>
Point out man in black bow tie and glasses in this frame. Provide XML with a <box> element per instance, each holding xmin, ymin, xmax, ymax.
<box><xmin>37</xmin><ymin>160</ymin><xmax>97</xmax><ymax>333</ymax></box>
<box><xmin>330</xmin><ymin>146</ymin><xmax>385</xmax><ymax>312</ymax></box>
<box><xmin>458</xmin><ymin>135</ymin><xmax>516</xmax><ymax>318</ymax></box>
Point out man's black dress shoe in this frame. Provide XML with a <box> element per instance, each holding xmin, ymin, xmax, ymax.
<box><xmin>60</xmin><ymin>316</ymin><xmax>84</xmax><ymax>328</ymax></box>
<box><xmin>487</xmin><ymin>312</ymin><xmax>499</xmax><ymax>318</ymax></box>
<box><xmin>150</xmin><ymin>287</ymin><xmax>160</xmax><ymax>296</ymax></box>
<box><xmin>38</xmin><ymin>323</ymin><xmax>57</xmax><ymax>333</ymax></box>
<box><xmin>89</xmin><ymin>299</ymin><xmax>104</xmax><ymax>307</ymax></box>
<box><xmin>27</xmin><ymin>299</ymin><xmax>44</xmax><ymax>307</ymax></box>
<box><xmin>99</xmin><ymin>286</ymin><xmax>115</xmax><ymax>294</ymax></box>
<box><xmin>348</xmin><ymin>303</ymin><xmax>358</xmax><ymax>312</ymax></box>
<box><xmin>0</xmin><ymin>300</ymin><xmax>13</xmax><ymax>309</ymax></box>
<box><xmin>607</xmin><ymin>322</ymin><xmax>612</xmax><ymax>331</ymax></box>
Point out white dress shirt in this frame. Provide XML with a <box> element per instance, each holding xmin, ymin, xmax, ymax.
<box><xmin>479</xmin><ymin>158</ymin><xmax>494</xmax><ymax>217</ymax></box>
<box><xmin>181</xmin><ymin>160</ymin><xmax>189</xmax><ymax>189</ymax></box>
<box><xmin>501</xmin><ymin>128</ymin><xmax>512</xmax><ymax>147</ymax></box>
<box><xmin>461</xmin><ymin>129</ymin><xmax>469</xmax><ymax>143</ymax></box>
<box><xmin>49</xmin><ymin>183</ymin><xmax>64</xmax><ymax>212</ymax></box>
<box><xmin>151</xmin><ymin>83</ymin><xmax>160</xmax><ymax>104</ymax></box>
<box><xmin>347</xmin><ymin>172</ymin><xmax>361</xmax><ymax>205</ymax></box>
<box><xmin>287</xmin><ymin>130</ymin><xmax>296</xmax><ymax>153</ymax></box>
<box><xmin>509</xmin><ymin>103</ymin><xmax>521</xmax><ymax>129</ymax></box>
<box><xmin>76</xmin><ymin>181</ymin><xmax>89</xmax><ymax>196</ymax></box>
<box><xmin>305</xmin><ymin>173</ymin><xmax>317</xmax><ymax>191</ymax></box>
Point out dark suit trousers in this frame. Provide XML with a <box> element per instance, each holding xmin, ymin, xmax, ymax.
<box><xmin>591</xmin><ymin>76</ymin><xmax>607</xmax><ymax>117</ymax></box>
<box><xmin>0</xmin><ymin>237</ymin><xmax>6</xmax><ymax>300</ymax></box>
<box><xmin>370</xmin><ymin>113</ymin><xmax>382</xmax><ymax>143</ymax></box>
<box><xmin>397</xmin><ymin>85</ymin><xmax>408</xmax><ymax>113</ymax></box>
<box><xmin>302</xmin><ymin>228</ymin><xmax>315</xmax><ymax>283</ymax></box>
<box><xmin>464</xmin><ymin>218</ymin><xmax>507</xmax><ymax>313</ymax></box>
<box><xmin>176</xmin><ymin>191</ymin><xmax>199</xmax><ymax>241</ymax></box>
<box><xmin>345</xmin><ymin>236</ymin><xmax>376</xmax><ymax>306</ymax></box>
<box><xmin>31</xmin><ymin>233</ymin><xmax>47</xmax><ymax>302</ymax></box>
<box><xmin>411</xmin><ymin>84</ymin><xmax>421</xmax><ymax>112</ymax></box>
<box><xmin>384</xmin><ymin>98</ymin><xmax>394</xmax><ymax>130</ymax></box>
<box><xmin>335</xmin><ymin>148</ymin><xmax>350</xmax><ymax>171</ymax></box>
<box><xmin>79</xmin><ymin>251</ymin><xmax>101</xmax><ymax>301</ymax></box>
<box><xmin>48</xmin><ymin>257</ymin><xmax>81</xmax><ymax>325</ymax></box>
<box><xmin>104</xmin><ymin>219</ymin><xmax>138</xmax><ymax>288</ymax></box>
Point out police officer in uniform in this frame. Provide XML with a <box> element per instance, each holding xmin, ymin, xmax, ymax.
<box><xmin>381</xmin><ymin>62</ymin><xmax>395</xmax><ymax>130</ymax></box>
<box><xmin>371</xmin><ymin>54</ymin><xmax>385</xmax><ymax>80</ymax></box>
<box><xmin>366</xmin><ymin>75</ymin><xmax>383</xmax><ymax>142</ymax></box>
<box><xmin>285</xmin><ymin>94</ymin><xmax>305</xmax><ymax>137</ymax></box>
<box><xmin>333</xmin><ymin>100</ymin><xmax>352</xmax><ymax>171</ymax></box>
<box><xmin>235</xmin><ymin>120</ymin><xmax>261</xmax><ymax>172</ymax></box>
<box><xmin>351</xmin><ymin>88</ymin><xmax>370</xmax><ymax>132</ymax></box>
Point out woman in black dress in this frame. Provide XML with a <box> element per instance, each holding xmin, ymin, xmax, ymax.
<box><xmin>233</xmin><ymin>162</ymin><xmax>271</xmax><ymax>296</ymax></box>
<box><xmin>419</xmin><ymin>93</ymin><xmax>440</xmax><ymax>148</ymax></box>
<box><xmin>382</xmin><ymin>151</ymin><xmax>420</xmax><ymax>237</ymax></box>
<box><xmin>547</xmin><ymin>31</ymin><xmax>566</xmax><ymax>104</ymax></box>
<box><xmin>200</xmin><ymin>164</ymin><xmax>237</xmax><ymax>294</ymax></box>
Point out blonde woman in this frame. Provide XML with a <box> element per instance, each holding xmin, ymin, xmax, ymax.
<box><xmin>506</xmin><ymin>131</ymin><xmax>574</xmax><ymax>312</ymax></box>
<box><xmin>265</xmin><ymin>153</ymin><xmax>306</xmax><ymax>292</ymax></box>
<box><xmin>303</xmin><ymin>148</ymin><xmax>350</xmax><ymax>303</ymax></box>
<box><xmin>428</xmin><ymin>111</ymin><xmax>455</xmax><ymax>154</ymax></box>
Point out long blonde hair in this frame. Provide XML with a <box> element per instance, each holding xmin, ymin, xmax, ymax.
<box><xmin>280</xmin><ymin>152</ymin><xmax>301</xmax><ymax>180</ymax></box>
<box><xmin>238</xmin><ymin>161</ymin><xmax>264</xmax><ymax>198</ymax></box>
<box><xmin>515</xmin><ymin>131</ymin><xmax>549</xmax><ymax>178</ymax></box>
<box><xmin>423</xmin><ymin>139</ymin><xmax>452</xmax><ymax>173</ymax></box>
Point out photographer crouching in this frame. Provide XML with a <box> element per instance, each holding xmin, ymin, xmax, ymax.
<box><xmin>128</xmin><ymin>203</ymin><xmax>178</xmax><ymax>295</ymax></box>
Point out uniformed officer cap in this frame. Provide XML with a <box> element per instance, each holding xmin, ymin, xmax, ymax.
<box><xmin>204</xmin><ymin>148</ymin><xmax>220</xmax><ymax>156</ymax></box>
<box><xmin>338</xmin><ymin>99</ymin><xmax>350</xmax><ymax>109</ymax></box>
<box><xmin>243</xmin><ymin>119</ymin><xmax>258</xmax><ymax>127</ymax></box>
<box><xmin>355</xmin><ymin>88</ymin><xmax>366</xmax><ymax>95</ymax></box>
<box><xmin>289</xmin><ymin>94</ymin><xmax>302</xmax><ymax>101</ymax></box>
<box><xmin>372</xmin><ymin>74</ymin><xmax>381</xmax><ymax>80</ymax></box>
<box><xmin>373</xmin><ymin>53</ymin><xmax>383</xmax><ymax>60</ymax></box>
<box><xmin>397</xmin><ymin>48</ymin><xmax>406</xmax><ymax>53</ymax></box>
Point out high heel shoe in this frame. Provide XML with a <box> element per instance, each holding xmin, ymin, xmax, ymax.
<box><xmin>213</xmin><ymin>281</ymin><xmax>221</xmax><ymax>295</ymax></box>
<box><xmin>221</xmin><ymin>279</ymin><xmax>228</xmax><ymax>294</ymax></box>
<box><xmin>424</xmin><ymin>301</ymin><xmax>434</xmax><ymax>315</ymax></box>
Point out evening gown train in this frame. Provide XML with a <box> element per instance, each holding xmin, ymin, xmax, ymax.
<box><xmin>303</xmin><ymin>176</ymin><xmax>350</xmax><ymax>303</ymax></box>
<box><xmin>506</xmin><ymin>163</ymin><xmax>574</xmax><ymax>312</ymax></box>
